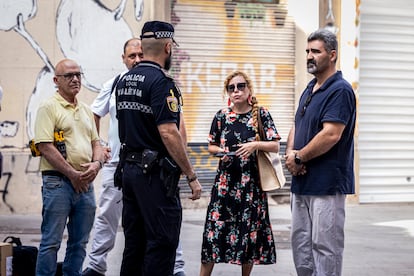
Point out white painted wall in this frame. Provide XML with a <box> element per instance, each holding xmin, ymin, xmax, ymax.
<box><xmin>287</xmin><ymin>0</ymin><xmax>319</xmax><ymax>105</ymax></box>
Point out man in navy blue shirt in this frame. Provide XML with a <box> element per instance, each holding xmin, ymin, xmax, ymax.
<box><xmin>285</xmin><ymin>29</ymin><xmax>356</xmax><ymax>276</ymax></box>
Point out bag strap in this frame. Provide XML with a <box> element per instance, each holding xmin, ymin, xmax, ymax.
<box><xmin>114</xmin><ymin>74</ymin><xmax>122</xmax><ymax>120</ymax></box>
<box><xmin>111</xmin><ymin>74</ymin><xmax>121</xmax><ymax>95</ymax></box>
<box><xmin>3</xmin><ymin>236</ymin><xmax>22</xmax><ymax>246</ymax></box>
<box><xmin>256</xmin><ymin>106</ymin><xmax>265</xmax><ymax>141</ymax></box>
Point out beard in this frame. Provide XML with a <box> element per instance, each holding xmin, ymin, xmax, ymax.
<box><xmin>307</xmin><ymin>60</ymin><xmax>317</xmax><ymax>74</ymax></box>
<box><xmin>164</xmin><ymin>52</ymin><xmax>172</xmax><ymax>70</ymax></box>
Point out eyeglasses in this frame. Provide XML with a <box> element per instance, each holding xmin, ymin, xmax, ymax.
<box><xmin>300</xmin><ymin>93</ymin><xmax>314</xmax><ymax>116</ymax></box>
<box><xmin>227</xmin><ymin>82</ymin><xmax>247</xmax><ymax>93</ymax></box>
<box><xmin>56</xmin><ymin>72</ymin><xmax>83</xmax><ymax>80</ymax></box>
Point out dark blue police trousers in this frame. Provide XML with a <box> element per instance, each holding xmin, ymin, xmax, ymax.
<box><xmin>120</xmin><ymin>162</ymin><xmax>182</xmax><ymax>276</ymax></box>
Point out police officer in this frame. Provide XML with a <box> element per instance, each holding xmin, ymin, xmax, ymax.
<box><xmin>116</xmin><ymin>21</ymin><xmax>202</xmax><ymax>276</ymax></box>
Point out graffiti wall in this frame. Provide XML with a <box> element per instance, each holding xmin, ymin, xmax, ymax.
<box><xmin>0</xmin><ymin>0</ymin><xmax>324</xmax><ymax>213</ymax></box>
<box><xmin>0</xmin><ymin>0</ymin><xmax>166</xmax><ymax>214</ymax></box>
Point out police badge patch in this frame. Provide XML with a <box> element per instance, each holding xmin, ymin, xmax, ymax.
<box><xmin>166</xmin><ymin>89</ymin><xmax>179</xmax><ymax>112</ymax></box>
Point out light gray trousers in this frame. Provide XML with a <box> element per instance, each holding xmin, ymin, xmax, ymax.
<box><xmin>291</xmin><ymin>193</ymin><xmax>346</xmax><ymax>276</ymax></box>
<box><xmin>87</xmin><ymin>164</ymin><xmax>185</xmax><ymax>274</ymax></box>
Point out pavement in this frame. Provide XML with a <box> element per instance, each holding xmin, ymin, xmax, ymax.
<box><xmin>1</xmin><ymin>197</ymin><xmax>414</xmax><ymax>276</ymax></box>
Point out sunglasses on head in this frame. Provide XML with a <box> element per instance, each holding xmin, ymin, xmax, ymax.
<box><xmin>227</xmin><ymin>82</ymin><xmax>247</xmax><ymax>93</ymax></box>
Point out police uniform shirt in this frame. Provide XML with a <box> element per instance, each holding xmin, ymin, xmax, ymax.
<box><xmin>116</xmin><ymin>61</ymin><xmax>182</xmax><ymax>155</ymax></box>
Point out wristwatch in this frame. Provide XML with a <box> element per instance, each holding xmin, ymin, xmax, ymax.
<box><xmin>186</xmin><ymin>174</ymin><xmax>198</xmax><ymax>183</ymax></box>
<box><xmin>294</xmin><ymin>152</ymin><xmax>302</xmax><ymax>165</ymax></box>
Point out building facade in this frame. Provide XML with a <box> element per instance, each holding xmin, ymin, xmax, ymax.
<box><xmin>0</xmin><ymin>0</ymin><xmax>412</xmax><ymax>214</ymax></box>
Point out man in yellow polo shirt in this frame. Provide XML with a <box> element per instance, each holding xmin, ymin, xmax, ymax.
<box><xmin>34</xmin><ymin>59</ymin><xmax>104</xmax><ymax>276</ymax></box>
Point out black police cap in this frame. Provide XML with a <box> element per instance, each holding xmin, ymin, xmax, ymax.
<box><xmin>140</xmin><ymin>21</ymin><xmax>179</xmax><ymax>46</ymax></box>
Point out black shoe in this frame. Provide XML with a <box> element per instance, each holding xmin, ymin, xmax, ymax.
<box><xmin>174</xmin><ymin>271</ymin><xmax>186</xmax><ymax>276</ymax></box>
<box><xmin>82</xmin><ymin>268</ymin><xmax>104</xmax><ymax>276</ymax></box>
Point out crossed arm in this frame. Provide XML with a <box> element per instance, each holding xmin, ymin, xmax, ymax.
<box><xmin>285</xmin><ymin>121</ymin><xmax>345</xmax><ymax>176</ymax></box>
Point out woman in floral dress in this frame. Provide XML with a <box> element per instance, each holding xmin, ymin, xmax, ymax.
<box><xmin>200</xmin><ymin>71</ymin><xmax>281</xmax><ymax>276</ymax></box>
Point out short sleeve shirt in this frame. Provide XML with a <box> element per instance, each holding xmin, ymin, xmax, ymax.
<box><xmin>208</xmin><ymin>107</ymin><xmax>281</xmax><ymax>148</ymax></box>
<box><xmin>34</xmin><ymin>92</ymin><xmax>100</xmax><ymax>171</ymax></box>
<box><xmin>292</xmin><ymin>71</ymin><xmax>356</xmax><ymax>195</ymax></box>
<box><xmin>116</xmin><ymin>61</ymin><xmax>182</xmax><ymax>156</ymax></box>
<box><xmin>91</xmin><ymin>72</ymin><xmax>126</xmax><ymax>163</ymax></box>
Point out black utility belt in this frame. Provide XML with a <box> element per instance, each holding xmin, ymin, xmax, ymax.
<box><xmin>125</xmin><ymin>152</ymin><xmax>143</xmax><ymax>164</ymax></box>
<box><xmin>124</xmin><ymin>149</ymin><xmax>159</xmax><ymax>174</ymax></box>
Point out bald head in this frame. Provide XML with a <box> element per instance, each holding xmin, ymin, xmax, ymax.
<box><xmin>123</xmin><ymin>38</ymin><xmax>143</xmax><ymax>70</ymax></box>
<box><xmin>53</xmin><ymin>59</ymin><xmax>82</xmax><ymax>104</ymax></box>
<box><xmin>55</xmin><ymin>59</ymin><xmax>80</xmax><ymax>75</ymax></box>
<box><xmin>124</xmin><ymin>38</ymin><xmax>141</xmax><ymax>54</ymax></box>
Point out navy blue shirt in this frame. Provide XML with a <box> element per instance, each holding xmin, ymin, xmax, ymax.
<box><xmin>292</xmin><ymin>71</ymin><xmax>356</xmax><ymax>195</ymax></box>
<box><xmin>116</xmin><ymin>61</ymin><xmax>182</xmax><ymax>156</ymax></box>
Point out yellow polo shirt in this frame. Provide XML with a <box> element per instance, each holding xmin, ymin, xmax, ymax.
<box><xmin>34</xmin><ymin>92</ymin><xmax>100</xmax><ymax>171</ymax></box>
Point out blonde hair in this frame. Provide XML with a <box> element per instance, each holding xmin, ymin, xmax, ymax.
<box><xmin>251</xmin><ymin>95</ymin><xmax>260</xmax><ymax>140</ymax></box>
<box><xmin>223</xmin><ymin>71</ymin><xmax>260</xmax><ymax>137</ymax></box>
<box><xmin>222</xmin><ymin>70</ymin><xmax>255</xmax><ymax>99</ymax></box>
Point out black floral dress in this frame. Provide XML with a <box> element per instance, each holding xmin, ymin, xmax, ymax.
<box><xmin>201</xmin><ymin>107</ymin><xmax>280</xmax><ymax>265</ymax></box>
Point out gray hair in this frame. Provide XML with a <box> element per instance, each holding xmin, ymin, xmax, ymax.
<box><xmin>308</xmin><ymin>29</ymin><xmax>338</xmax><ymax>60</ymax></box>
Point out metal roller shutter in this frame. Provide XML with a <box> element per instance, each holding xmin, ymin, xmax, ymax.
<box><xmin>359</xmin><ymin>0</ymin><xmax>414</xmax><ymax>202</ymax></box>
<box><xmin>171</xmin><ymin>0</ymin><xmax>295</xmax><ymax>195</ymax></box>
<box><xmin>171</xmin><ymin>0</ymin><xmax>295</xmax><ymax>143</ymax></box>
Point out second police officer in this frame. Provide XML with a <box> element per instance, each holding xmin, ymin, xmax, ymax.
<box><xmin>115</xmin><ymin>21</ymin><xmax>202</xmax><ymax>275</ymax></box>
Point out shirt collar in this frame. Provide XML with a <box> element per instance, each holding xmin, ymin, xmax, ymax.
<box><xmin>308</xmin><ymin>71</ymin><xmax>342</xmax><ymax>93</ymax></box>
<box><xmin>54</xmin><ymin>91</ymin><xmax>77</xmax><ymax>107</ymax></box>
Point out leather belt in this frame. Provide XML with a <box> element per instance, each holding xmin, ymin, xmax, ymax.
<box><xmin>42</xmin><ymin>170</ymin><xmax>66</xmax><ymax>178</ymax></box>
